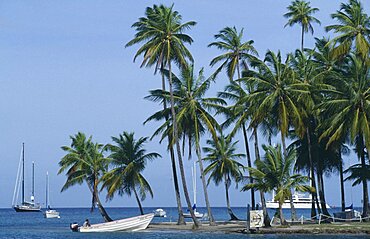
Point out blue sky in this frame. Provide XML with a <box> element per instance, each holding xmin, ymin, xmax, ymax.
<box><xmin>0</xmin><ymin>0</ymin><xmax>369</xmax><ymax>208</ymax></box>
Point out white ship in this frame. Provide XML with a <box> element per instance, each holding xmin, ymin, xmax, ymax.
<box><xmin>266</xmin><ymin>192</ymin><xmax>330</xmax><ymax>209</ymax></box>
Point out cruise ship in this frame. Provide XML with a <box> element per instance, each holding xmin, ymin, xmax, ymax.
<box><xmin>265</xmin><ymin>192</ymin><xmax>330</xmax><ymax>209</ymax></box>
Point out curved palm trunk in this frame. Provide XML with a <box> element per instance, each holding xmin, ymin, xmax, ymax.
<box><xmin>88</xmin><ymin>180</ymin><xmax>112</xmax><ymax>222</ymax></box>
<box><xmin>133</xmin><ymin>188</ymin><xmax>144</xmax><ymax>215</ymax></box>
<box><xmin>279</xmin><ymin>201</ymin><xmax>287</xmax><ymax>225</ymax></box>
<box><xmin>195</xmin><ymin>143</ymin><xmax>216</xmax><ymax>225</ymax></box>
<box><xmin>242</xmin><ymin>124</ymin><xmax>255</xmax><ymax>210</ymax></box>
<box><xmin>168</xmin><ymin>61</ymin><xmax>200</xmax><ymax>228</ymax></box>
<box><xmin>225</xmin><ymin>175</ymin><xmax>238</xmax><ymax>220</ymax></box>
<box><xmin>161</xmin><ymin>64</ymin><xmax>185</xmax><ymax>225</ymax></box>
<box><xmin>260</xmin><ymin>191</ymin><xmax>271</xmax><ymax>227</ymax></box>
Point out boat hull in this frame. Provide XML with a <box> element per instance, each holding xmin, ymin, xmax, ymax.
<box><xmin>183</xmin><ymin>212</ymin><xmax>203</xmax><ymax>218</ymax></box>
<box><xmin>78</xmin><ymin>213</ymin><xmax>154</xmax><ymax>232</ymax></box>
<box><xmin>44</xmin><ymin>210</ymin><xmax>60</xmax><ymax>218</ymax></box>
<box><xmin>14</xmin><ymin>205</ymin><xmax>41</xmax><ymax>212</ymax></box>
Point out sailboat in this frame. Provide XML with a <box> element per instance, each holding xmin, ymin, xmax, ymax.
<box><xmin>44</xmin><ymin>171</ymin><xmax>60</xmax><ymax>218</ymax></box>
<box><xmin>183</xmin><ymin>162</ymin><xmax>203</xmax><ymax>218</ymax></box>
<box><xmin>12</xmin><ymin>143</ymin><xmax>41</xmax><ymax>212</ymax></box>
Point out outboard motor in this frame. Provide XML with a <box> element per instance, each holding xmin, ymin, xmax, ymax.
<box><xmin>70</xmin><ymin>223</ymin><xmax>79</xmax><ymax>232</ymax></box>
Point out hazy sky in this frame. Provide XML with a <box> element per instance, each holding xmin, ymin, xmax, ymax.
<box><xmin>1</xmin><ymin>0</ymin><xmax>369</xmax><ymax>209</ymax></box>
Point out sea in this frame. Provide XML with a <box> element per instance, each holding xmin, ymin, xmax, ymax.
<box><xmin>0</xmin><ymin>207</ymin><xmax>368</xmax><ymax>239</ymax></box>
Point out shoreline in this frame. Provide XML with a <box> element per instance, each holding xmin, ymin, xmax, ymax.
<box><xmin>148</xmin><ymin>221</ymin><xmax>370</xmax><ymax>234</ymax></box>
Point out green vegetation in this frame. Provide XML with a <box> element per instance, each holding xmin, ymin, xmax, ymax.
<box><xmin>58</xmin><ymin>0</ymin><xmax>370</xmax><ymax>227</ymax></box>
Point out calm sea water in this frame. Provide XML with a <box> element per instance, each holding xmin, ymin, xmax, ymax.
<box><xmin>0</xmin><ymin>207</ymin><xmax>367</xmax><ymax>239</ymax></box>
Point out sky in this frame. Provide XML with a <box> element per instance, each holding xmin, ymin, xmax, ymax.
<box><xmin>0</xmin><ymin>0</ymin><xmax>369</xmax><ymax>209</ymax></box>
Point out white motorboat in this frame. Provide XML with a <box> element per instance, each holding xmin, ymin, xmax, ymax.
<box><xmin>44</xmin><ymin>172</ymin><xmax>60</xmax><ymax>218</ymax></box>
<box><xmin>266</xmin><ymin>192</ymin><xmax>331</xmax><ymax>209</ymax></box>
<box><xmin>154</xmin><ymin>208</ymin><xmax>166</xmax><ymax>217</ymax></box>
<box><xmin>183</xmin><ymin>162</ymin><xmax>204</xmax><ymax>219</ymax></box>
<box><xmin>71</xmin><ymin>213</ymin><xmax>154</xmax><ymax>232</ymax></box>
<box><xmin>12</xmin><ymin>144</ymin><xmax>41</xmax><ymax>212</ymax></box>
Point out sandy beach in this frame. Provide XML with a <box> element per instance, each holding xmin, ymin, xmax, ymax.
<box><xmin>148</xmin><ymin>221</ymin><xmax>370</xmax><ymax>234</ymax></box>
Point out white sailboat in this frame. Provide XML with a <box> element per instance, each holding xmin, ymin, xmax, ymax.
<box><xmin>12</xmin><ymin>143</ymin><xmax>41</xmax><ymax>212</ymax></box>
<box><xmin>44</xmin><ymin>171</ymin><xmax>60</xmax><ymax>218</ymax></box>
<box><xmin>183</xmin><ymin>162</ymin><xmax>203</xmax><ymax>219</ymax></box>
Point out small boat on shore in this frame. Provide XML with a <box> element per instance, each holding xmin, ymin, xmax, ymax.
<box><xmin>70</xmin><ymin>213</ymin><xmax>154</xmax><ymax>232</ymax></box>
<box><xmin>154</xmin><ymin>208</ymin><xmax>166</xmax><ymax>217</ymax></box>
<box><xmin>266</xmin><ymin>192</ymin><xmax>330</xmax><ymax>209</ymax></box>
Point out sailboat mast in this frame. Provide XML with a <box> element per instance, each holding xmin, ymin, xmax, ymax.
<box><xmin>21</xmin><ymin>143</ymin><xmax>25</xmax><ymax>204</ymax></box>
<box><xmin>46</xmin><ymin>172</ymin><xmax>49</xmax><ymax>208</ymax></box>
<box><xmin>32</xmin><ymin>161</ymin><xmax>35</xmax><ymax>201</ymax></box>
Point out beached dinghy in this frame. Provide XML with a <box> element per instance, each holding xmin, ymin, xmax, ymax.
<box><xmin>71</xmin><ymin>213</ymin><xmax>154</xmax><ymax>232</ymax></box>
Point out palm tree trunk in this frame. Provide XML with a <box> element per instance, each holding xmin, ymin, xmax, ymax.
<box><xmin>279</xmin><ymin>202</ymin><xmax>286</xmax><ymax>225</ymax></box>
<box><xmin>133</xmin><ymin>188</ymin><xmax>144</xmax><ymax>215</ymax></box>
<box><xmin>281</xmin><ymin>133</ymin><xmax>297</xmax><ymax>221</ymax></box>
<box><xmin>339</xmin><ymin>162</ymin><xmax>346</xmax><ymax>212</ymax></box>
<box><xmin>168</xmin><ymin>60</ymin><xmax>200</xmax><ymax>228</ymax></box>
<box><xmin>88</xmin><ymin>180</ymin><xmax>112</xmax><ymax>222</ymax></box>
<box><xmin>195</xmin><ymin>142</ymin><xmax>216</xmax><ymax>225</ymax></box>
<box><xmin>260</xmin><ymin>191</ymin><xmax>271</xmax><ymax>227</ymax></box>
<box><xmin>242</xmin><ymin>124</ymin><xmax>255</xmax><ymax>210</ymax></box>
<box><xmin>253</xmin><ymin>127</ymin><xmax>260</xmax><ymax>160</ymax></box>
<box><xmin>301</xmin><ymin>25</ymin><xmax>304</xmax><ymax>51</ymax></box>
<box><xmin>161</xmin><ymin>64</ymin><xmax>185</xmax><ymax>225</ymax></box>
<box><xmin>306</xmin><ymin>127</ymin><xmax>317</xmax><ymax>218</ymax></box>
<box><xmin>359</xmin><ymin>135</ymin><xmax>369</xmax><ymax>217</ymax></box>
<box><xmin>225</xmin><ymin>175</ymin><xmax>238</xmax><ymax>220</ymax></box>
<box><xmin>317</xmin><ymin>169</ymin><xmax>330</xmax><ymax>217</ymax></box>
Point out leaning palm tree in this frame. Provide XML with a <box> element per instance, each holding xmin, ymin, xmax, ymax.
<box><xmin>203</xmin><ymin>133</ymin><xmax>245</xmax><ymax>220</ymax></box>
<box><xmin>58</xmin><ymin>132</ymin><xmax>112</xmax><ymax>222</ymax></box>
<box><xmin>319</xmin><ymin>54</ymin><xmax>370</xmax><ymax>217</ymax></box>
<box><xmin>325</xmin><ymin>0</ymin><xmax>370</xmax><ymax>59</ymax></box>
<box><xmin>284</xmin><ymin>0</ymin><xmax>321</xmax><ymax>51</ymax></box>
<box><xmin>126</xmin><ymin>4</ymin><xmax>196</xmax><ymax>225</ymax></box>
<box><xmin>126</xmin><ymin>4</ymin><xmax>200</xmax><ymax>227</ymax></box>
<box><xmin>102</xmin><ymin>132</ymin><xmax>160</xmax><ymax>215</ymax></box>
<box><xmin>208</xmin><ymin>26</ymin><xmax>258</xmax><ymax>81</ymax></box>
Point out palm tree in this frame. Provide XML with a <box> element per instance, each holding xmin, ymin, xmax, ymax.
<box><xmin>208</xmin><ymin>26</ymin><xmax>258</xmax><ymax>81</ymax></box>
<box><xmin>145</xmin><ymin>65</ymin><xmax>224</xmax><ymax>225</ymax></box>
<box><xmin>203</xmin><ymin>133</ymin><xmax>245</xmax><ymax>220</ymax></box>
<box><xmin>217</xmin><ymin>81</ymin><xmax>256</xmax><ymax>209</ymax></box>
<box><xmin>319</xmin><ymin>54</ymin><xmax>370</xmax><ymax>217</ymax></box>
<box><xmin>58</xmin><ymin>132</ymin><xmax>112</xmax><ymax>222</ymax></box>
<box><xmin>284</xmin><ymin>0</ymin><xmax>321</xmax><ymax>51</ymax></box>
<box><xmin>326</xmin><ymin>0</ymin><xmax>370</xmax><ymax>59</ymax></box>
<box><xmin>126</xmin><ymin>4</ymin><xmax>200</xmax><ymax>226</ymax></box>
<box><xmin>101</xmin><ymin>132</ymin><xmax>160</xmax><ymax>215</ymax></box>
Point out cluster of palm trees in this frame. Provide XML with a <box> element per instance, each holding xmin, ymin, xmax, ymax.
<box><xmin>58</xmin><ymin>0</ymin><xmax>369</xmax><ymax>228</ymax></box>
<box><xmin>58</xmin><ymin>132</ymin><xmax>160</xmax><ymax>222</ymax></box>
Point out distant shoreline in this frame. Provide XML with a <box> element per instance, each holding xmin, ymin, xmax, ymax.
<box><xmin>148</xmin><ymin>221</ymin><xmax>370</xmax><ymax>234</ymax></box>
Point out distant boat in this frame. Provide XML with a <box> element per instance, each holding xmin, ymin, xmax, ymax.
<box><xmin>265</xmin><ymin>192</ymin><xmax>331</xmax><ymax>209</ymax></box>
<box><xmin>71</xmin><ymin>213</ymin><xmax>154</xmax><ymax>232</ymax></box>
<box><xmin>153</xmin><ymin>208</ymin><xmax>166</xmax><ymax>217</ymax></box>
<box><xmin>44</xmin><ymin>171</ymin><xmax>60</xmax><ymax>218</ymax></box>
<box><xmin>12</xmin><ymin>143</ymin><xmax>41</xmax><ymax>212</ymax></box>
<box><xmin>183</xmin><ymin>162</ymin><xmax>204</xmax><ymax>219</ymax></box>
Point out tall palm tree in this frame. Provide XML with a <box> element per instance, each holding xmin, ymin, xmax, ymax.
<box><xmin>58</xmin><ymin>132</ymin><xmax>112</xmax><ymax>222</ymax></box>
<box><xmin>208</xmin><ymin>26</ymin><xmax>258</xmax><ymax>81</ymax></box>
<box><xmin>326</xmin><ymin>0</ymin><xmax>370</xmax><ymax>59</ymax></box>
<box><xmin>126</xmin><ymin>4</ymin><xmax>200</xmax><ymax>226</ymax></box>
<box><xmin>145</xmin><ymin>65</ymin><xmax>225</xmax><ymax>225</ymax></box>
<box><xmin>284</xmin><ymin>0</ymin><xmax>321</xmax><ymax>51</ymax></box>
<box><xmin>217</xmin><ymin>81</ymin><xmax>256</xmax><ymax>209</ymax></box>
<box><xmin>203</xmin><ymin>133</ymin><xmax>245</xmax><ymax>220</ymax></box>
<box><xmin>101</xmin><ymin>132</ymin><xmax>160</xmax><ymax>215</ymax></box>
<box><xmin>319</xmin><ymin>54</ymin><xmax>370</xmax><ymax>217</ymax></box>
